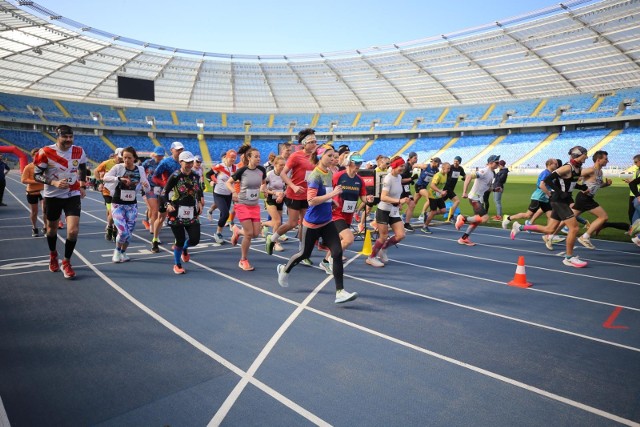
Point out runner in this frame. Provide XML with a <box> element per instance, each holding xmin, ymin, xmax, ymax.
<box><xmin>276</xmin><ymin>144</ymin><xmax>358</xmax><ymax>304</ymax></box>
<box><xmin>511</xmin><ymin>146</ymin><xmax>590</xmax><ymax>268</ymax></box>
<box><xmin>140</xmin><ymin>146</ymin><xmax>165</xmax><ymax>235</ymax></box>
<box><xmin>20</xmin><ymin>148</ymin><xmax>46</xmax><ymax>237</ymax></box>
<box><xmin>94</xmin><ymin>148</ymin><xmax>122</xmax><ymax>241</ymax></box>
<box><xmin>400</xmin><ymin>152</ymin><xmax>419</xmax><ymax>231</ymax></box>
<box><xmin>227</xmin><ymin>147</ymin><xmax>267</xmax><ymax>271</ymax></box>
<box><xmin>206</xmin><ymin>149</ymin><xmax>237</xmax><ymax>244</ymax></box>
<box><xmin>260</xmin><ymin>155</ymin><xmax>286</xmax><ymax>252</ymax></box>
<box><xmin>365</xmin><ymin>156</ymin><xmax>408</xmax><ymax>267</ymax></box>
<box><xmin>455</xmin><ymin>155</ymin><xmax>501</xmax><ymax>246</ymax></box>
<box><xmin>33</xmin><ymin>125</ymin><xmax>88</xmax><ymax>279</ymax></box>
<box><xmin>160</xmin><ymin>151</ymin><xmax>205</xmax><ymax>274</ymax></box>
<box><xmin>151</xmin><ymin>141</ymin><xmax>183</xmax><ymax>253</ymax></box>
<box><xmin>443</xmin><ymin>156</ymin><xmax>466</xmax><ymax>223</ymax></box>
<box><xmin>103</xmin><ymin>146</ymin><xmax>151</xmax><ymax>262</ymax></box>
<box><xmin>266</xmin><ymin>128</ymin><xmax>318</xmax><ymax>266</ymax></box>
<box><xmin>319</xmin><ymin>151</ymin><xmax>371</xmax><ymax>274</ymax></box>
<box><xmin>416</xmin><ymin>157</ymin><xmax>441</xmax><ymax>222</ymax></box>
<box><xmin>421</xmin><ymin>162</ymin><xmax>451</xmax><ymax>233</ymax></box>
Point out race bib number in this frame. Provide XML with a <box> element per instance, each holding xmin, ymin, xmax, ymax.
<box><xmin>403</xmin><ymin>184</ymin><xmax>410</xmax><ymax>192</ymax></box>
<box><xmin>451</xmin><ymin>171</ymin><xmax>460</xmax><ymax>179</ymax></box>
<box><xmin>120</xmin><ymin>189</ymin><xmax>136</xmax><ymax>201</ymax></box>
<box><xmin>342</xmin><ymin>200</ymin><xmax>357</xmax><ymax>213</ymax></box>
<box><xmin>153</xmin><ymin>186</ymin><xmax>161</xmax><ymax>195</ymax></box>
<box><xmin>178</xmin><ymin>205</ymin><xmax>194</xmax><ymax>220</ymax></box>
<box><xmin>61</xmin><ymin>172</ymin><xmax>76</xmax><ymax>185</ymax></box>
<box><xmin>247</xmin><ymin>191</ymin><xmax>259</xmax><ymax>201</ymax></box>
<box><xmin>390</xmin><ymin>206</ymin><xmax>400</xmax><ymax>217</ymax></box>
<box><xmin>324</xmin><ymin>186</ymin><xmax>333</xmax><ymax>203</ymax></box>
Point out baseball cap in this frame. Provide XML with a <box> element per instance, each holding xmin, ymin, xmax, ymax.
<box><xmin>430</xmin><ymin>157</ymin><xmax>442</xmax><ymax>164</ymax></box>
<box><xmin>194</xmin><ymin>155</ymin><xmax>202</xmax><ymax>162</ymax></box>
<box><xmin>153</xmin><ymin>146</ymin><xmax>166</xmax><ymax>156</ymax></box>
<box><xmin>170</xmin><ymin>141</ymin><xmax>184</xmax><ymax>150</ymax></box>
<box><xmin>454</xmin><ymin>156</ymin><xmax>462</xmax><ymax>162</ymax></box>
<box><xmin>179</xmin><ymin>151</ymin><xmax>195</xmax><ymax>162</ymax></box>
<box><xmin>346</xmin><ymin>151</ymin><xmax>364</xmax><ymax>165</ymax></box>
<box><xmin>114</xmin><ymin>147</ymin><xmax>123</xmax><ymax>158</ymax></box>
<box><xmin>338</xmin><ymin>145</ymin><xmax>350</xmax><ymax>155</ymax></box>
<box><xmin>55</xmin><ymin>125</ymin><xmax>73</xmax><ymax>136</ymax></box>
<box><xmin>408</xmin><ymin>152</ymin><xmax>418</xmax><ymax>159</ymax></box>
<box><xmin>487</xmin><ymin>155</ymin><xmax>501</xmax><ymax>163</ymax></box>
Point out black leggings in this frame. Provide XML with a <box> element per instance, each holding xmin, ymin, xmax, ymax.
<box><xmin>171</xmin><ymin>222</ymin><xmax>201</xmax><ymax>248</ymax></box>
<box><xmin>213</xmin><ymin>193</ymin><xmax>233</xmax><ymax>228</ymax></box>
<box><xmin>284</xmin><ymin>222</ymin><xmax>344</xmax><ymax>290</ymax></box>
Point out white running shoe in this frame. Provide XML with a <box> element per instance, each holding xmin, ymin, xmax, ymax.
<box><xmin>563</xmin><ymin>256</ymin><xmax>587</xmax><ymax>268</ymax></box>
<box><xmin>274</xmin><ymin>242</ymin><xmax>285</xmax><ymax>252</ymax></box>
<box><xmin>545</xmin><ymin>235</ymin><xmax>555</xmax><ymax>250</ymax></box>
<box><xmin>112</xmin><ymin>249</ymin><xmax>122</xmax><ymax>263</ymax></box>
<box><xmin>631</xmin><ymin>236</ymin><xmax>640</xmax><ymax>247</ymax></box>
<box><xmin>207</xmin><ymin>209</ymin><xmax>214</xmax><ymax>221</ymax></box>
<box><xmin>335</xmin><ymin>289</ymin><xmax>358</xmax><ymax>304</ymax></box>
<box><xmin>501</xmin><ymin>215</ymin><xmax>510</xmax><ymax>230</ymax></box>
<box><xmin>213</xmin><ymin>233</ymin><xmax>224</xmax><ymax>244</ymax></box>
<box><xmin>560</xmin><ymin>225</ymin><xmax>570</xmax><ymax>234</ymax></box>
<box><xmin>510</xmin><ymin>221</ymin><xmax>520</xmax><ymax>240</ymax></box>
<box><xmin>120</xmin><ymin>252</ymin><xmax>131</xmax><ymax>262</ymax></box>
<box><xmin>320</xmin><ymin>259</ymin><xmax>333</xmax><ymax>275</ymax></box>
<box><xmin>551</xmin><ymin>235</ymin><xmax>565</xmax><ymax>243</ymax></box>
<box><xmin>277</xmin><ymin>264</ymin><xmax>289</xmax><ymax>287</ymax></box>
<box><xmin>578</xmin><ymin>236</ymin><xmax>595</xmax><ymax>249</ymax></box>
<box><xmin>366</xmin><ymin>256</ymin><xmax>384</xmax><ymax>267</ymax></box>
<box><xmin>630</xmin><ymin>219</ymin><xmax>640</xmax><ymax>237</ymax></box>
<box><xmin>378</xmin><ymin>248</ymin><xmax>389</xmax><ymax>264</ymax></box>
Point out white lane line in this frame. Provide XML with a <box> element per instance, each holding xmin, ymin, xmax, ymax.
<box><xmin>0</xmin><ymin>396</ymin><xmax>10</xmax><ymax>427</ymax></box>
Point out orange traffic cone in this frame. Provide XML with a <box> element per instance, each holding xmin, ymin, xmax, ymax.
<box><xmin>508</xmin><ymin>256</ymin><xmax>532</xmax><ymax>288</ymax></box>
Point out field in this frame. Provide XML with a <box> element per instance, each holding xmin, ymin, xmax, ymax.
<box><xmin>409</xmin><ymin>174</ymin><xmax>635</xmax><ymax>242</ymax></box>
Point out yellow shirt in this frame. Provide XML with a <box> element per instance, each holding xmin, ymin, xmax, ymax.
<box><xmin>427</xmin><ymin>172</ymin><xmax>447</xmax><ymax>199</ymax></box>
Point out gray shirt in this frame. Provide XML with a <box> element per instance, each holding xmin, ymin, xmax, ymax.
<box><xmin>232</xmin><ymin>166</ymin><xmax>266</xmax><ymax>206</ymax></box>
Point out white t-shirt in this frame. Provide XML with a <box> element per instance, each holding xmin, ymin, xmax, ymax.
<box><xmin>377</xmin><ymin>173</ymin><xmax>403</xmax><ymax>215</ymax></box>
<box><xmin>468</xmin><ymin>166</ymin><xmax>495</xmax><ymax>201</ymax></box>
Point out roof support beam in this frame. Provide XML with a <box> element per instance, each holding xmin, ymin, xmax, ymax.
<box><xmin>358</xmin><ymin>56</ymin><xmax>414</xmax><ymax>108</ymax></box>
<box><xmin>258</xmin><ymin>61</ymin><xmax>279</xmax><ymax>110</ymax></box>
<box><xmin>396</xmin><ymin>49</ymin><xmax>461</xmax><ymax>104</ymax></box>
<box><xmin>323</xmin><ymin>60</ymin><xmax>366</xmax><ymax>110</ymax></box>
<box><xmin>284</xmin><ymin>62</ymin><xmax>321</xmax><ymax>110</ymax></box>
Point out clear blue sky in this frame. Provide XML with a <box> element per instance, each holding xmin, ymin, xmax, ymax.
<box><xmin>33</xmin><ymin>0</ymin><xmax>561</xmax><ymax>56</ymax></box>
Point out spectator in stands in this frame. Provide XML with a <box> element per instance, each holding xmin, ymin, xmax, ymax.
<box><xmin>0</xmin><ymin>154</ymin><xmax>9</xmax><ymax>206</ymax></box>
<box><xmin>21</xmin><ymin>148</ymin><xmax>45</xmax><ymax>236</ymax></box>
<box><xmin>492</xmin><ymin>160</ymin><xmax>509</xmax><ymax>221</ymax></box>
<box><xmin>151</xmin><ymin>141</ymin><xmax>183</xmax><ymax>253</ymax></box>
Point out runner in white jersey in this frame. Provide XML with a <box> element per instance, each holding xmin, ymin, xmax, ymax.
<box><xmin>454</xmin><ymin>155</ymin><xmax>500</xmax><ymax>246</ymax></box>
<box><xmin>365</xmin><ymin>156</ymin><xmax>408</xmax><ymax>267</ymax></box>
<box><xmin>33</xmin><ymin>125</ymin><xmax>88</xmax><ymax>279</ymax></box>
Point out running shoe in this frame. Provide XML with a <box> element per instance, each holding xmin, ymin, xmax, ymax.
<box><xmin>563</xmin><ymin>256</ymin><xmax>587</xmax><ymax>268</ymax></box>
<box><xmin>577</xmin><ymin>236</ymin><xmax>595</xmax><ymax>250</ymax></box>
<box><xmin>544</xmin><ymin>236</ymin><xmax>554</xmax><ymax>251</ymax></box>
<box><xmin>454</xmin><ymin>214</ymin><xmax>465</xmax><ymax>231</ymax></box>
<box><xmin>501</xmin><ymin>215</ymin><xmax>510</xmax><ymax>230</ymax></box>
<box><xmin>357</xmin><ymin>223</ymin><xmax>365</xmax><ymax>234</ymax></box>
<box><xmin>112</xmin><ymin>249</ymin><xmax>123</xmax><ymax>263</ymax></box>
<box><xmin>207</xmin><ymin>208</ymin><xmax>214</xmax><ymax>221</ymax></box>
<box><xmin>510</xmin><ymin>221</ymin><xmax>520</xmax><ymax>240</ymax></box>
<box><xmin>151</xmin><ymin>241</ymin><xmax>160</xmax><ymax>253</ymax></box>
<box><xmin>631</xmin><ymin>236</ymin><xmax>640</xmax><ymax>247</ymax></box>
<box><xmin>631</xmin><ymin>219</ymin><xmax>640</xmax><ymax>237</ymax></box>
<box><xmin>583</xmin><ymin>219</ymin><xmax>591</xmax><ymax>230</ymax></box>
<box><xmin>492</xmin><ymin>215</ymin><xmax>502</xmax><ymax>221</ymax></box>
<box><xmin>551</xmin><ymin>235</ymin><xmax>565</xmax><ymax>243</ymax></box>
<box><xmin>32</xmin><ymin>227</ymin><xmax>39</xmax><ymax>237</ymax></box>
<box><xmin>420</xmin><ymin>226</ymin><xmax>432</xmax><ymax>234</ymax></box>
<box><xmin>121</xmin><ymin>252</ymin><xmax>131</xmax><ymax>262</ymax></box>
<box><xmin>457</xmin><ymin>237</ymin><xmax>476</xmax><ymax>246</ymax></box>
<box><xmin>213</xmin><ymin>233</ymin><xmax>224</xmax><ymax>244</ymax></box>
<box><xmin>230</xmin><ymin>225</ymin><xmax>241</xmax><ymax>246</ymax></box>
<box><xmin>181</xmin><ymin>250</ymin><xmax>190</xmax><ymax>263</ymax></box>
<box><xmin>58</xmin><ymin>221</ymin><xmax>64</xmax><ymax>229</ymax></box>
<box><xmin>320</xmin><ymin>259</ymin><xmax>333</xmax><ymax>275</ymax></box>
<box><xmin>354</xmin><ymin>212</ymin><xmax>361</xmax><ymax>222</ymax></box>
<box><xmin>173</xmin><ymin>264</ymin><xmax>186</xmax><ymax>274</ymax></box>
<box><xmin>278</xmin><ymin>235</ymin><xmax>288</xmax><ymax>242</ymax></box>
<box><xmin>316</xmin><ymin>240</ymin><xmax>329</xmax><ymax>251</ymax></box>
<box><xmin>274</xmin><ymin>242</ymin><xmax>284</xmax><ymax>252</ymax></box>
<box><xmin>261</xmin><ymin>226</ymin><xmax>269</xmax><ymax>238</ymax></box>
<box><xmin>61</xmin><ymin>260</ymin><xmax>75</xmax><ymax>279</ymax></box>
<box><xmin>105</xmin><ymin>226</ymin><xmax>112</xmax><ymax>241</ymax></box>
<box><xmin>49</xmin><ymin>251</ymin><xmax>60</xmax><ymax>272</ymax></box>
<box><xmin>228</xmin><ymin>221</ymin><xmax>235</xmax><ymax>232</ymax></box>
<box><xmin>301</xmin><ymin>258</ymin><xmax>313</xmax><ymax>266</ymax></box>
<box><xmin>404</xmin><ymin>223</ymin><xmax>414</xmax><ymax>232</ymax></box>
<box><xmin>524</xmin><ymin>220</ymin><xmax>532</xmax><ymax>234</ymax></box>
<box><xmin>277</xmin><ymin>264</ymin><xmax>289</xmax><ymax>287</ymax></box>
<box><xmin>378</xmin><ymin>248</ymin><xmax>389</xmax><ymax>264</ymax></box>
<box><xmin>418</xmin><ymin>215</ymin><xmax>424</xmax><ymax>223</ymax></box>
<box><xmin>560</xmin><ymin>225</ymin><xmax>570</xmax><ymax>234</ymax></box>
<box><xmin>142</xmin><ymin>219</ymin><xmax>150</xmax><ymax>230</ymax></box>
<box><xmin>335</xmin><ymin>289</ymin><xmax>358</xmax><ymax>304</ymax></box>
<box><xmin>365</xmin><ymin>256</ymin><xmax>384</xmax><ymax>267</ymax></box>
<box><xmin>265</xmin><ymin>235</ymin><xmax>275</xmax><ymax>255</ymax></box>
<box><xmin>238</xmin><ymin>259</ymin><xmax>254</xmax><ymax>271</ymax></box>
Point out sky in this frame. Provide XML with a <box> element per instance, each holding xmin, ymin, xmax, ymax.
<box><xmin>30</xmin><ymin>0</ymin><xmax>562</xmax><ymax>56</ymax></box>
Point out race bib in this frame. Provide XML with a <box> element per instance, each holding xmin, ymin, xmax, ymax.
<box><xmin>451</xmin><ymin>171</ymin><xmax>460</xmax><ymax>179</ymax></box>
<box><xmin>342</xmin><ymin>200</ymin><xmax>357</xmax><ymax>213</ymax></box>
<box><xmin>324</xmin><ymin>186</ymin><xmax>333</xmax><ymax>203</ymax></box>
<box><xmin>390</xmin><ymin>205</ymin><xmax>400</xmax><ymax>217</ymax></box>
<box><xmin>120</xmin><ymin>189</ymin><xmax>136</xmax><ymax>201</ymax></box>
<box><xmin>153</xmin><ymin>186</ymin><xmax>161</xmax><ymax>195</ymax></box>
<box><xmin>61</xmin><ymin>172</ymin><xmax>76</xmax><ymax>185</ymax></box>
<box><xmin>178</xmin><ymin>205</ymin><xmax>194</xmax><ymax>220</ymax></box>
<box><xmin>247</xmin><ymin>191</ymin><xmax>259</xmax><ymax>201</ymax></box>
<box><xmin>403</xmin><ymin>184</ymin><xmax>410</xmax><ymax>192</ymax></box>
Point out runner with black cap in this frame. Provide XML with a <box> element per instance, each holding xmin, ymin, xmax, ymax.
<box><xmin>443</xmin><ymin>155</ymin><xmax>466</xmax><ymax>223</ymax></box>
<box><xmin>511</xmin><ymin>146</ymin><xmax>590</xmax><ymax>268</ymax></box>
<box><xmin>400</xmin><ymin>151</ymin><xmax>419</xmax><ymax>231</ymax></box>
<box><xmin>455</xmin><ymin>155</ymin><xmax>500</xmax><ymax>246</ymax></box>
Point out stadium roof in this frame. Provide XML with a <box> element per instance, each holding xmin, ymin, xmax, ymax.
<box><xmin>0</xmin><ymin>0</ymin><xmax>639</xmax><ymax>113</ymax></box>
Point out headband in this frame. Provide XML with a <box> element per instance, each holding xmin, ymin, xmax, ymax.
<box><xmin>390</xmin><ymin>157</ymin><xmax>405</xmax><ymax>169</ymax></box>
<box><xmin>301</xmin><ymin>134</ymin><xmax>317</xmax><ymax>145</ymax></box>
<box><xmin>317</xmin><ymin>144</ymin><xmax>334</xmax><ymax>158</ymax></box>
